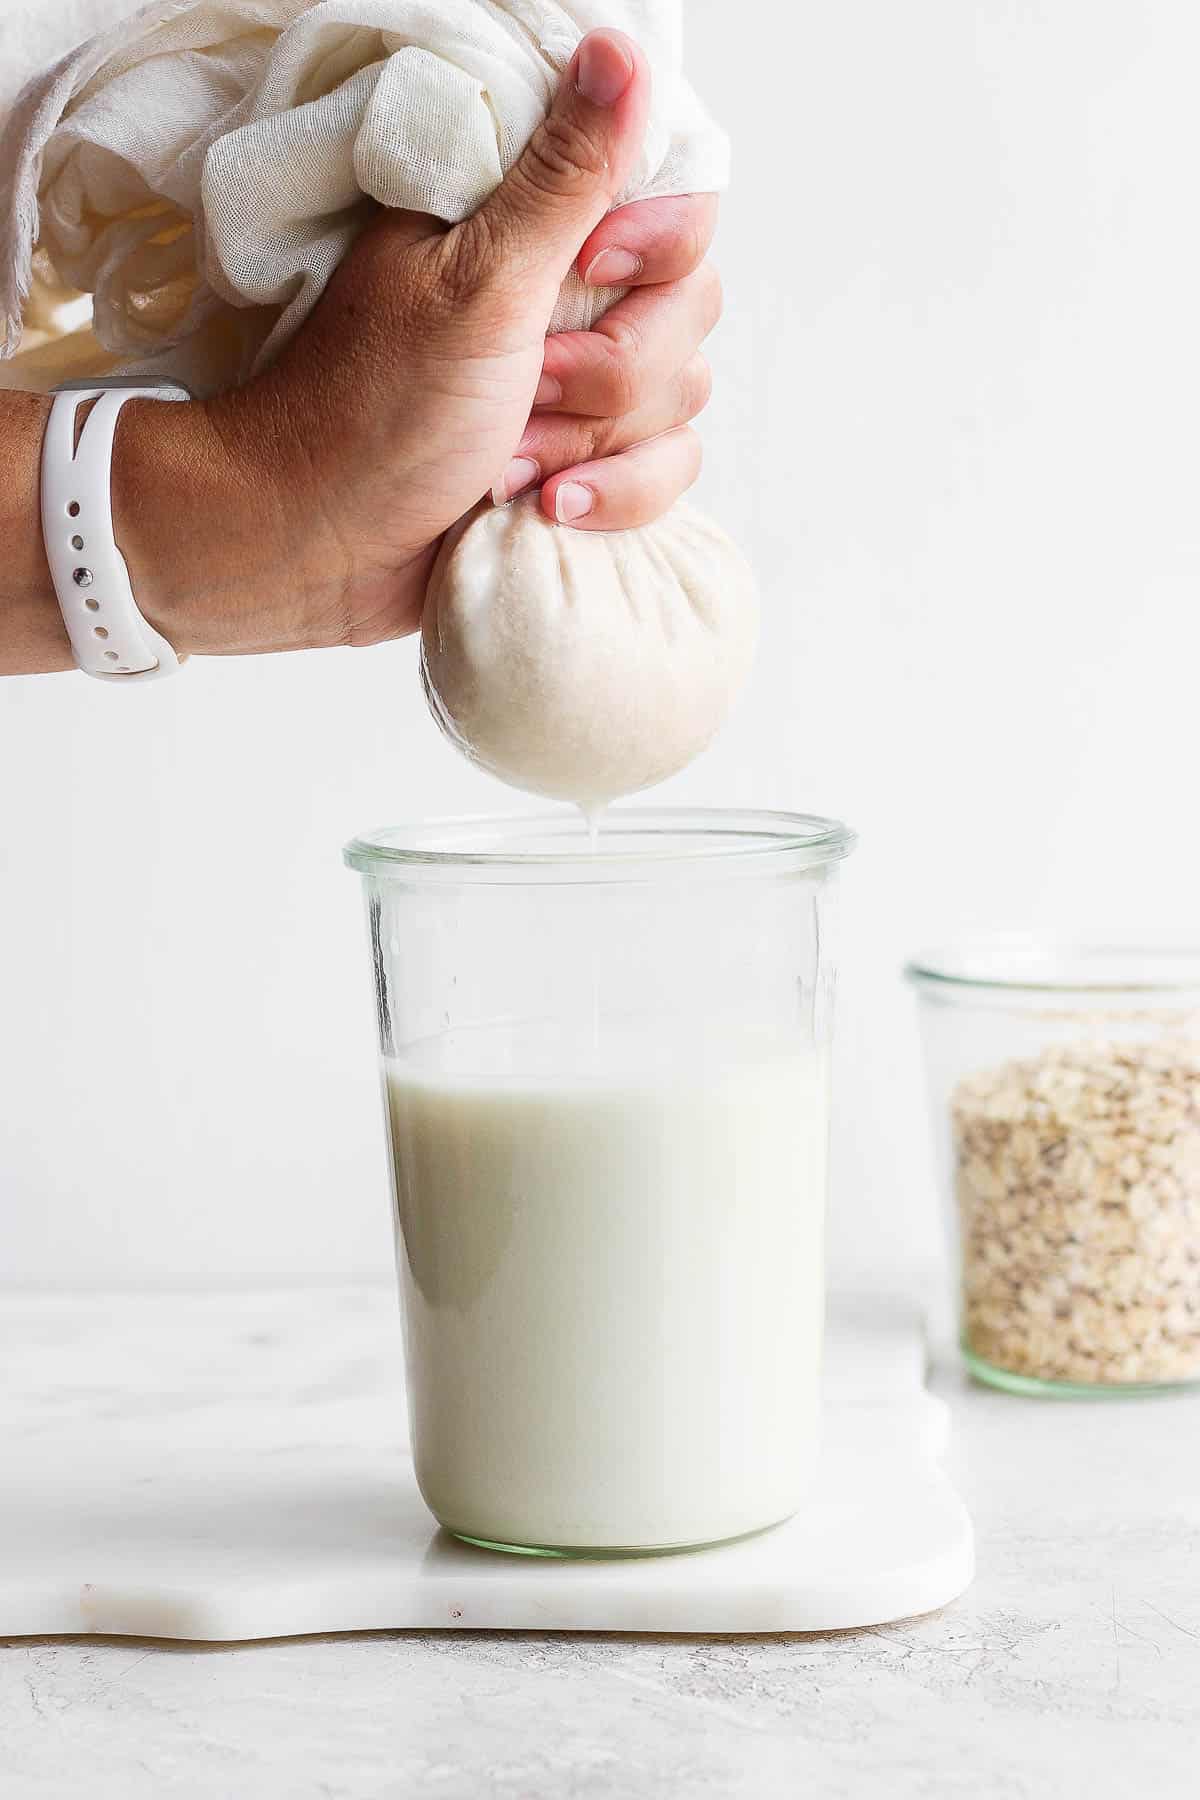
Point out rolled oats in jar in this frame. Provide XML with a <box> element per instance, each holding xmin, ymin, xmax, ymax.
<box><xmin>908</xmin><ymin>945</ymin><xmax>1200</xmax><ymax>1394</ymax></box>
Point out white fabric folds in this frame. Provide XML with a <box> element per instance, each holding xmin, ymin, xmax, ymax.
<box><xmin>0</xmin><ymin>0</ymin><xmax>728</xmax><ymax>394</ymax></box>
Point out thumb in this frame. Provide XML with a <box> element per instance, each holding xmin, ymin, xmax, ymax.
<box><xmin>473</xmin><ymin>29</ymin><xmax>651</xmax><ymax>289</ymax></box>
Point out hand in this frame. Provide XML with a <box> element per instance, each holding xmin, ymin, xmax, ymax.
<box><xmin>117</xmin><ymin>29</ymin><xmax>721</xmax><ymax>658</ymax></box>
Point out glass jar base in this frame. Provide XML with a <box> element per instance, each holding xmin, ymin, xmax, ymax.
<box><xmin>962</xmin><ymin>1343</ymin><xmax>1200</xmax><ymax>1399</ymax></box>
<box><xmin>451</xmin><ymin>1514</ymin><xmax>794</xmax><ymax>1561</ymax></box>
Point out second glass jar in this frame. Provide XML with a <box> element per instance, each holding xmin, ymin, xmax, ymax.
<box><xmin>909</xmin><ymin>942</ymin><xmax>1200</xmax><ymax>1396</ymax></box>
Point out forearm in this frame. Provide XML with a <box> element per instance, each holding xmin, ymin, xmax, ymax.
<box><xmin>0</xmin><ymin>387</ymin><xmax>356</xmax><ymax>676</ymax></box>
<box><xmin>1</xmin><ymin>393</ymin><xmax>73</xmax><ymax>675</ymax></box>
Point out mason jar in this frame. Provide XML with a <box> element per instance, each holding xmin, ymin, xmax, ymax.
<box><xmin>908</xmin><ymin>941</ymin><xmax>1200</xmax><ymax>1396</ymax></box>
<box><xmin>344</xmin><ymin>807</ymin><xmax>856</xmax><ymax>1554</ymax></box>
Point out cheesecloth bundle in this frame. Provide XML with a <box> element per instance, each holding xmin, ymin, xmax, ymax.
<box><xmin>423</xmin><ymin>495</ymin><xmax>758</xmax><ymax>807</ymax></box>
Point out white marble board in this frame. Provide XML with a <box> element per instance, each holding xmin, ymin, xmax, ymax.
<box><xmin>1</xmin><ymin>1287</ymin><xmax>973</xmax><ymax>1640</ymax></box>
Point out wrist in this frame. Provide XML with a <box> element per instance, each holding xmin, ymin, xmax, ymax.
<box><xmin>111</xmin><ymin>394</ymin><xmax>317</xmax><ymax>658</ymax></box>
<box><xmin>111</xmin><ymin>396</ymin><xmax>241</xmax><ymax>657</ymax></box>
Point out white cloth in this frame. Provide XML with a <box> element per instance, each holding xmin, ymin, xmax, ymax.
<box><xmin>0</xmin><ymin>0</ymin><xmax>144</xmax><ymax>371</ymax></box>
<box><xmin>0</xmin><ymin>0</ymin><xmax>727</xmax><ymax>395</ymax></box>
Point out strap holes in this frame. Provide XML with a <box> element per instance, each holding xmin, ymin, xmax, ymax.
<box><xmin>103</xmin><ymin>650</ymin><xmax>120</xmax><ymax>661</ymax></box>
<box><xmin>93</xmin><ymin>627</ymin><xmax>109</xmax><ymax>640</ymax></box>
<box><xmin>67</xmin><ymin>502</ymin><xmax>81</xmax><ymax>518</ymax></box>
<box><xmin>71</xmin><ymin>535</ymin><xmax>84</xmax><ymax>551</ymax></box>
<box><xmin>84</xmin><ymin>598</ymin><xmax>100</xmax><ymax>612</ymax></box>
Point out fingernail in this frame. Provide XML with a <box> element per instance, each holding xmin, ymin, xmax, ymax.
<box><xmin>533</xmin><ymin>371</ymin><xmax>562</xmax><ymax>407</ymax></box>
<box><xmin>491</xmin><ymin>456</ymin><xmax>539</xmax><ymax>506</ymax></box>
<box><xmin>576</xmin><ymin>30</ymin><xmax>635</xmax><ymax>107</ymax></box>
<box><xmin>583</xmin><ymin>248</ymin><xmax>643</xmax><ymax>287</ymax></box>
<box><xmin>555</xmin><ymin>481</ymin><xmax>594</xmax><ymax>523</ymax></box>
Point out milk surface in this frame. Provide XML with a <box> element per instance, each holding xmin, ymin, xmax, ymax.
<box><xmin>384</xmin><ymin>1026</ymin><xmax>828</xmax><ymax>1551</ymax></box>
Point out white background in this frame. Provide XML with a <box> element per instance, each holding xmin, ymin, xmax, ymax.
<box><xmin>3</xmin><ymin>1</ymin><xmax>1200</xmax><ymax>1288</ymax></box>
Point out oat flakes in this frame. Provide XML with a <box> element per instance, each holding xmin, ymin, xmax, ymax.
<box><xmin>952</xmin><ymin>1036</ymin><xmax>1200</xmax><ymax>1384</ymax></box>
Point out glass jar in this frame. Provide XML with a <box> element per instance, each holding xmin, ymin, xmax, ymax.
<box><xmin>908</xmin><ymin>942</ymin><xmax>1200</xmax><ymax>1396</ymax></box>
<box><xmin>344</xmin><ymin>808</ymin><xmax>855</xmax><ymax>1555</ymax></box>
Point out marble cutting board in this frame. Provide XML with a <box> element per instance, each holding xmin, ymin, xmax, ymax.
<box><xmin>0</xmin><ymin>1287</ymin><xmax>973</xmax><ymax>1641</ymax></box>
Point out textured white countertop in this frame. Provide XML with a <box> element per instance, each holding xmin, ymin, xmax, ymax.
<box><xmin>2</xmin><ymin>1288</ymin><xmax>1198</xmax><ymax>1799</ymax></box>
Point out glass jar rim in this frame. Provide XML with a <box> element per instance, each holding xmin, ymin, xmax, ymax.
<box><xmin>906</xmin><ymin>938</ymin><xmax>1200</xmax><ymax>996</ymax></box>
<box><xmin>344</xmin><ymin>806</ymin><xmax>856</xmax><ymax>884</ymax></box>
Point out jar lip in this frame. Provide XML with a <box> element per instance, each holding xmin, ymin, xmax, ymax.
<box><xmin>906</xmin><ymin>938</ymin><xmax>1200</xmax><ymax>995</ymax></box>
<box><xmin>344</xmin><ymin>806</ymin><xmax>856</xmax><ymax>882</ymax></box>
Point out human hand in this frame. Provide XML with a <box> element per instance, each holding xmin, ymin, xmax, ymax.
<box><xmin>119</xmin><ymin>29</ymin><xmax>721</xmax><ymax>658</ymax></box>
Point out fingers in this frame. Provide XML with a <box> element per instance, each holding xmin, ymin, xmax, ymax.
<box><xmin>575</xmin><ymin>193</ymin><xmax>718</xmax><ymax>291</ymax></box>
<box><xmin>466</xmin><ymin>29</ymin><xmax>652</xmax><ymax>290</ymax></box>
<box><xmin>489</xmin><ymin>351</ymin><xmax>708</xmax><ymax>514</ymax></box>
<box><xmin>509</xmin><ymin>354</ymin><xmax>711</xmax><ymax>488</ymax></box>
<box><xmin>534</xmin><ymin>262</ymin><xmax>721</xmax><ymax>417</ymax></box>
<box><xmin>540</xmin><ymin>427</ymin><xmax>703</xmax><ymax>530</ymax></box>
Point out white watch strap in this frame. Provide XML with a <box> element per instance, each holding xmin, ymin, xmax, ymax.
<box><xmin>41</xmin><ymin>382</ymin><xmax>190</xmax><ymax>682</ymax></box>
